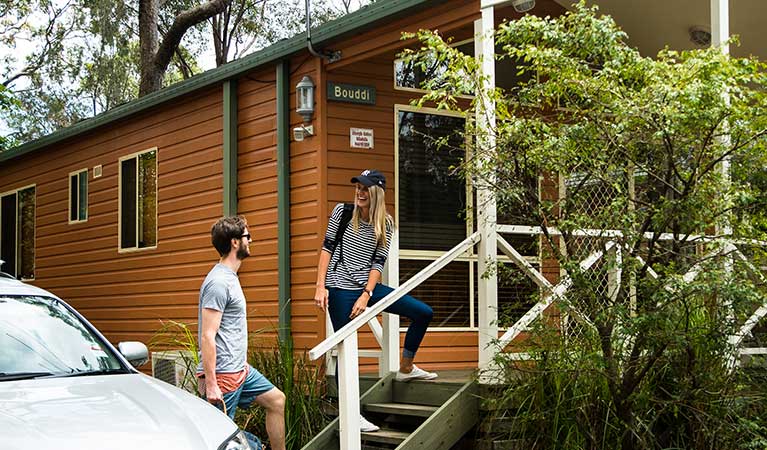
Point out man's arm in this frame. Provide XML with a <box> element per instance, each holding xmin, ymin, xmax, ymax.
<box><xmin>201</xmin><ymin>307</ymin><xmax>224</xmax><ymax>405</ymax></box>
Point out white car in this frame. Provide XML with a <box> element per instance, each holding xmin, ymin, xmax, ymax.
<box><xmin>0</xmin><ymin>269</ymin><xmax>253</xmax><ymax>450</ymax></box>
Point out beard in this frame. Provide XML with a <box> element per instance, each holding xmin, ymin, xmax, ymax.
<box><xmin>236</xmin><ymin>245</ymin><xmax>250</xmax><ymax>260</ymax></box>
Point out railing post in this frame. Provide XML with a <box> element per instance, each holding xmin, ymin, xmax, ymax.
<box><xmin>325</xmin><ymin>310</ymin><xmax>336</xmax><ymax>376</ymax></box>
<box><xmin>607</xmin><ymin>242</ymin><xmax>621</xmax><ymax>302</ymax></box>
<box><xmin>381</xmin><ymin>229</ymin><xmax>400</xmax><ymax>376</ymax></box>
<box><xmin>475</xmin><ymin>7</ymin><xmax>498</xmax><ymax>381</ymax></box>
<box><xmin>337</xmin><ymin>333</ymin><xmax>361</xmax><ymax>450</ymax></box>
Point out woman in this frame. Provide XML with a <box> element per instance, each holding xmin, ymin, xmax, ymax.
<box><xmin>314</xmin><ymin>169</ymin><xmax>437</xmax><ymax>432</ymax></box>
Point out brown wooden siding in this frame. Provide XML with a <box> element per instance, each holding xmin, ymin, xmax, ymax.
<box><xmin>289</xmin><ymin>57</ymin><xmax>326</xmax><ymax>352</ymax></box>
<box><xmin>235</xmin><ymin>67</ymin><xmax>281</xmax><ymax>338</ymax></box>
<box><xmin>0</xmin><ymin>86</ymin><xmax>224</xmax><ymax>352</ymax></box>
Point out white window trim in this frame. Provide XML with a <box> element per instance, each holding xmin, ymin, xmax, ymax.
<box><xmin>118</xmin><ymin>147</ymin><xmax>158</xmax><ymax>253</ymax></box>
<box><xmin>393</xmin><ymin>37</ymin><xmax>476</xmax><ymax>99</ymax></box>
<box><xmin>68</xmin><ymin>168</ymin><xmax>88</xmax><ymax>224</ymax></box>
<box><xmin>0</xmin><ymin>183</ymin><xmax>36</xmax><ymax>281</ymax></box>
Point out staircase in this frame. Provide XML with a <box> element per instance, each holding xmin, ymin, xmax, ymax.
<box><xmin>302</xmin><ymin>373</ymin><xmax>478</xmax><ymax>450</ymax></box>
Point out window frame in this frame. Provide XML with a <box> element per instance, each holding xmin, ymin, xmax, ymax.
<box><xmin>68</xmin><ymin>168</ymin><xmax>89</xmax><ymax>224</ymax></box>
<box><xmin>0</xmin><ymin>184</ymin><xmax>36</xmax><ymax>280</ymax></box>
<box><xmin>118</xmin><ymin>147</ymin><xmax>158</xmax><ymax>253</ymax></box>
<box><xmin>394</xmin><ymin>104</ymin><xmax>541</xmax><ymax>330</ymax></box>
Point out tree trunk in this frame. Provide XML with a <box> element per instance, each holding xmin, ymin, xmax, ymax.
<box><xmin>139</xmin><ymin>0</ymin><xmax>161</xmax><ymax>96</ymax></box>
<box><xmin>139</xmin><ymin>0</ymin><xmax>233</xmax><ymax>96</ymax></box>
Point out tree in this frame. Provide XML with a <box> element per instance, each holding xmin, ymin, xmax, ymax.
<box><xmin>1</xmin><ymin>0</ymin><xmax>369</xmax><ymax>142</ymax></box>
<box><xmin>405</xmin><ymin>3</ymin><xmax>767</xmax><ymax>448</ymax></box>
<box><xmin>138</xmin><ymin>0</ymin><xmax>231</xmax><ymax>95</ymax></box>
<box><xmin>208</xmin><ymin>0</ymin><xmax>341</xmax><ymax>66</ymax></box>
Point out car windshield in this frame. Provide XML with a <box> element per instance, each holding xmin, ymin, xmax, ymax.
<box><xmin>0</xmin><ymin>295</ymin><xmax>124</xmax><ymax>379</ymax></box>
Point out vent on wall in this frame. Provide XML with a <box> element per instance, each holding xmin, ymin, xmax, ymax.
<box><xmin>151</xmin><ymin>350</ymin><xmax>197</xmax><ymax>393</ymax></box>
<box><xmin>93</xmin><ymin>165</ymin><xmax>103</xmax><ymax>178</ymax></box>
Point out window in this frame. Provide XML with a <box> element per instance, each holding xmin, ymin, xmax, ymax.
<box><xmin>396</xmin><ymin>106</ymin><xmax>539</xmax><ymax>329</ymax></box>
<box><xmin>69</xmin><ymin>169</ymin><xmax>88</xmax><ymax>223</ymax></box>
<box><xmin>394</xmin><ymin>38</ymin><xmax>531</xmax><ymax>96</ymax></box>
<box><xmin>119</xmin><ymin>148</ymin><xmax>157</xmax><ymax>251</ymax></box>
<box><xmin>0</xmin><ymin>185</ymin><xmax>35</xmax><ymax>279</ymax></box>
<box><xmin>394</xmin><ymin>39</ymin><xmax>475</xmax><ymax>96</ymax></box>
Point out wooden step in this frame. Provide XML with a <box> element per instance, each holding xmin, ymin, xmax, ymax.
<box><xmin>393</xmin><ymin>379</ymin><xmax>465</xmax><ymax>406</ymax></box>
<box><xmin>361</xmin><ymin>429</ymin><xmax>410</xmax><ymax>445</ymax></box>
<box><xmin>364</xmin><ymin>402</ymin><xmax>438</xmax><ymax>417</ymax></box>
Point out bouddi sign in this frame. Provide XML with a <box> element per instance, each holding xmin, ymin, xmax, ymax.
<box><xmin>327</xmin><ymin>82</ymin><xmax>376</xmax><ymax>105</ymax></box>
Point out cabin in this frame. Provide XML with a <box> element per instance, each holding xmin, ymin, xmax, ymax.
<box><xmin>0</xmin><ymin>0</ymin><xmax>570</xmax><ymax>372</ymax></box>
<box><xmin>1</xmin><ymin>0</ymin><xmax>761</xmax><ymax>447</ymax></box>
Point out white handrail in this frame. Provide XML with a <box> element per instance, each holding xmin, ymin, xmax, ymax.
<box><xmin>497</xmin><ymin>224</ymin><xmax>767</xmax><ymax>246</ymax></box>
<box><xmin>730</xmin><ymin>248</ymin><xmax>767</xmax><ymax>347</ymax></box>
<box><xmin>496</xmin><ymin>241</ymin><xmax>613</xmax><ymax>349</ymax></box>
<box><xmin>309</xmin><ymin>231</ymin><xmax>481</xmax><ymax>361</ymax></box>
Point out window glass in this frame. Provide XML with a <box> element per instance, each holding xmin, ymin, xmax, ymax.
<box><xmin>398</xmin><ymin>111</ymin><xmax>466</xmax><ymax>251</ymax></box>
<box><xmin>0</xmin><ymin>187</ymin><xmax>35</xmax><ymax>279</ymax></box>
<box><xmin>17</xmin><ymin>187</ymin><xmax>35</xmax><ymax>279</ymax></box>
<box><xmin>394</xmin><ymin>40</ymin><xmax>531</xmax><ymax>94</ymax></box>
<box><xmin>1</xmin><ymin>194</ymin><xmax>16</xmax><ymax>276</ymax></box>
<box><xmin>399</xmin><ymin>259</ymin><xmax>471</xmax><ymax>328</ymax></box>
<box><xmin>120</xmin><ymin>149</ymin><xmax>156</xmax><ymax>250</ymax></box>
<box><xmin>78</xmin><ymin>171</ymin><xmax>88</xmax><ymax>220</ymax></box>
<box><xmin>0</xmin><ymin>295</ymin><xmax>122</xmax><ymax>376</ymax></box>
<box><xmin>69</xmin><ymin>170</ymin><xmax>88</xmax><ymax>222</ymax></box>
<box><xmin>395</xmin><ymin>40</ymin><xmax>475</xmax><ymax>95</ymax></box>
<box><xmin>138</xmin><ymin>151</ymin><xmax>157</xmax><ymax>248</ymax></box>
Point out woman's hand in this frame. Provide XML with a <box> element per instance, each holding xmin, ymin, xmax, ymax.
<box><xmin>349</xmin><ymin>294</ymin><xmax>369</xmax><ymax>319</ymax></box>
<box><xmin>314</xmin><ymin>285</ymin><xmax>329</xmax><ymax>311</ymax></box>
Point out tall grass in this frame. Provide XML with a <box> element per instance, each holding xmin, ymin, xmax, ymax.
<box><xmin>238</xmin><ymin>333</ymin><xmax>332</xmax><ymax>449</ymax></box>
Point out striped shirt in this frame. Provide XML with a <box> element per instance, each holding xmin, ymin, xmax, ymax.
<box><xmin>322</xmin><ymin>203</ymin><xmax>393</xmax><ymax>289</ymax></box>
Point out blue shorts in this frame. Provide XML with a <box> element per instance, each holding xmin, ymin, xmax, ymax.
<box><xmin>219</xmin><ymin>365</ymin><xmax>275</xmax><ymax>419</ymax></box>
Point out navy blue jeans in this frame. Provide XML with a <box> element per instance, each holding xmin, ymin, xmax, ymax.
<box><xmin>327</xmin><ymin>284</ymin><xmax>433</xmax><ymax>358</ymax></box>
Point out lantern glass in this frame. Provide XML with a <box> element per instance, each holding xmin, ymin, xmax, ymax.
<box><xmin>296</xmin><ymin>76</ymin><xmax>315</xmax><ymax>122</ymax></box>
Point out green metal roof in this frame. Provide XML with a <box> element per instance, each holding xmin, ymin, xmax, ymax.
<box><xmin>1</xmin><ymin>0</ymin><xmax>437</xmax><ymax>163</ymax></box>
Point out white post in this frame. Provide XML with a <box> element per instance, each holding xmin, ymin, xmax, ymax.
<box><xmin>381</xmin><ymin>229</ymin><xmax>400</xmax><ymax>376</ymax></box>
<box><xmin>325</xmin><ymin>310</ymin><xmax>336</xmax><ymax>376</ymax></box>
<box><xmin>711</xmin><ymin>0</ymin><xmax>736</xmax><ymax>349</ymax></box>
<box><xmin>337</xmin><ymin>333</ymin><xmax>361</xmax><ymax>450</ymax></box>
<box><xmin>475</xmin><ymin>8</ymin><xmax>499</xmax><ymax>379</ymax></box>
<box><xmin>607</xmin><ymin>243</ymin><xmax>621</xmax><ymax>303</ymax></box>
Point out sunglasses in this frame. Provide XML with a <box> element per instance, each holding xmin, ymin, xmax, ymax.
<box><xmin>240</xmin><ymin>233</ymin><xmax>251</xmax><ymax>241</ymax></box>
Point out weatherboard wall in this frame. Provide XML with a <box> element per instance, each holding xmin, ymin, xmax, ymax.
<box><xmin>0</xmin><ymin>86</ymin><xmax>224</xmax><ymax>348</ymax></box>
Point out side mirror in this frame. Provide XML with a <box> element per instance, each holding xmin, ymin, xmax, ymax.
<box><xmin>118</xmin><ymin>341</ymin><xmax>149</xmax><ymax>368</ymax></box>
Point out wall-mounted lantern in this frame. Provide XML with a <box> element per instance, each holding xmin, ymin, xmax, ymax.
<box><xmin>296</xmin><ymin>76</ymin><xmax>315</xmax><ymax>122</ymax></box>
<box><xmin>294</xmin><ymin>75</ymin><xmax>315</xmax><ymax>140</ymax></box>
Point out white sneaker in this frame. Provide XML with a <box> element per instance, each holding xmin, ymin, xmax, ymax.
<box><xmin>395</xmin><ymin>364</ymin><xmax>438</xmax><ymax>382</ymax></box>
<box><xmin>360</xmin><ymin>415</ymin><xmax>380</xmax><ymax>432</ymax></box>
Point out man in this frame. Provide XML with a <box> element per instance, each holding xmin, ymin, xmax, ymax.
<box><xmin>197</xmin><ymin>216</ymin><xmax>286</xmax><ymax>450</ymax></box>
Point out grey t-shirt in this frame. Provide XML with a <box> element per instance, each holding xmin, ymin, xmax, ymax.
<box><xmin>196</xmin><ymin>263</ymin><xmax>248</xmax><ymax>374</ymax></box>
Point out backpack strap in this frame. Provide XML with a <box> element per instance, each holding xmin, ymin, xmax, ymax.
<box><xmin>335</xmin><ymin>203</ymin><xmax>355</xmax><ymax>249</ymax></box>
<box><xmin>332</xmin><ymin>203</ymin><xmax>379</xmax><ymax>278</ymax></box>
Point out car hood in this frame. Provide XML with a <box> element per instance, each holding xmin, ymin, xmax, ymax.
<box><xmin>0</xmin><ymin>373</ymin><xmax>237</xmax><ymax>450</ymax></box>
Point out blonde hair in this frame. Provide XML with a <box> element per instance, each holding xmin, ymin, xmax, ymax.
<box><xmin>352</xmin><ymin>185</ymin><xmax>392</xmax><ymax>247</ymax></box>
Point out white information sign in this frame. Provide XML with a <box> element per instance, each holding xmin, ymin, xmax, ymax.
<box><xmin>350</xmin><ymin>128</ymin><xmax>374</xmax><ymax>149</ymax></box>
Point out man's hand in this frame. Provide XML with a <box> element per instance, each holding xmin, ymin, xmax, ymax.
<box><xmin>314</xmin><ymin>286</ymin><xmax>329</xmax><ymax>312</ymax></box>
<box><xmin>205</xmin><ymin>380</ymin><xmax>224</xmax><ymax>407</ymax></box>
<box><xmin>349</xmin><ymin>294</ymin><xmax>369</xmax><ymax>319</ymax></box>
